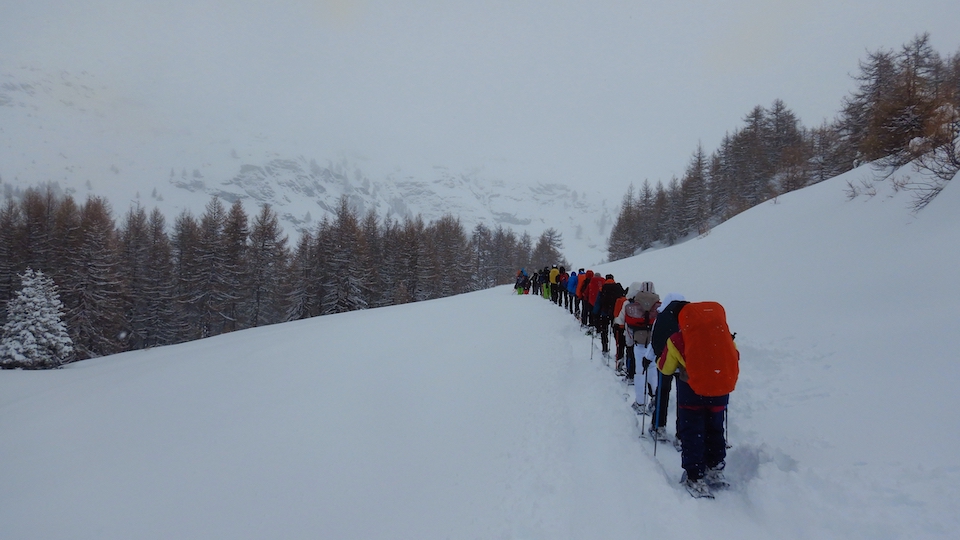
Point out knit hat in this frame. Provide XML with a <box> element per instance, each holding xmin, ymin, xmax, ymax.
<box><xmin>658</xmin><ymin>292</ymin><xmax>686</xmax><ymax>312</ymax></box>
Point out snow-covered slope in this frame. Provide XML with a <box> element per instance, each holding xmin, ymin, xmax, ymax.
<box><xmin>1</xmin><ymin>164</ymin><xmax>957</xmax><ymax>539</ymax></box>
<box><xmin>0</xmin><ymin>63</ymin><xmax>613</xmax><ymax>264</ymax></box>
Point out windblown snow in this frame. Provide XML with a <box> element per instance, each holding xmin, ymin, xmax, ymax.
<box><xmin>1</xmin><ymin>165</ymin><xmax>958</xmax><ymax>539</ymax></box>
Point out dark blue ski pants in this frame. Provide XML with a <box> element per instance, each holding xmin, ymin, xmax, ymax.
<box><xmin>676</xmin><ymin>379</ymin><xmax>729</xmax><ymax>481</ymax></box>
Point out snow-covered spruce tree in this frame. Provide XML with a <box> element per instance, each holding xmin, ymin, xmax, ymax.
<box><xmin>0</xmin><ymin>268</ymin><xmax>74</xmax><ymax>369</ymax></box>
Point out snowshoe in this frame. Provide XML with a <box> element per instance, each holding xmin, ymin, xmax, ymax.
<box><xmin>648</xmin><ymin>426</ymin><xmax>670</xmax><ymax>442</ymax></box>
<box><xmin>704</xmin><ymin>466</ymin><xmax>730</xmax><ymax>490</ymax></box>
<box><xmin>631</xmin><ymin>401</ymin><xmax>648</xmax><ymax>415</ymax></box>
<box><xmin>682</xmin><ymin>475</ymin><xmax>714</xmax><ymax>499</ymax></box>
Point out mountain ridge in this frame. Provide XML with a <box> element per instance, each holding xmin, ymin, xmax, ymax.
<box><xmin>1</xmin><ymin>62</ymin><xmax>614</xmax><ymax>265</ymax></box>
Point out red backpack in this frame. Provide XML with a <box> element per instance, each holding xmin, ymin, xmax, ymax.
<box><xmin>678</xmin><ymin>302</ymin><xmax>739</xmax><ymax>397</ymax></box>
<box><xmin>624</xmin><ymin>291</ymin><xmax>659</xmax><ymax>330</ymax></box>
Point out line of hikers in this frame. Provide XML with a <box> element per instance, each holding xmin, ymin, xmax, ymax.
<box><xmin>515</xmin><ymin>266</ymin><xmax>740</xmax><ymax>498</ymax></box>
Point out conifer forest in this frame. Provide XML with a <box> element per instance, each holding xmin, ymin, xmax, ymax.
<box><xmin>607</xmin><ymin>34</ymin><xmax>960</xmax><ymax>261</ymax></box>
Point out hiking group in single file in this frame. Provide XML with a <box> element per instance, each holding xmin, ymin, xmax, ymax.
<box><xmin>516</xmin><ymin>266</ymin><xmax>740</xmax><ymax>499</ymax></box>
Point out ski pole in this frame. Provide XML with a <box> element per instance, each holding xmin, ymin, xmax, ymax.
<box><xmin>725</xmin><ymin>404</ymin><xmax>731</xmax><ymax>449</ymax></box>
<box><xmin>590</xmin><ymin>331</ymin><xmax>595</xmax><ymax>360</ymax></box>
<box><xmin>653</xmin><ymin>370</ymin><xmax>661</xmax><ymax>456</ymax></box>
<box><xmin>605</xmin><ymin>323</ymin><xmax>611</xmax><ymax>367</ymax></box>
<box><xmin>640</xmin><ymin>357</ymin><xmax>648</xmax><ymax>435</ymax></box>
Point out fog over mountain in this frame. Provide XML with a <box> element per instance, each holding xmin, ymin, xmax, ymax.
<box><xmin>0</xmin><ymin>64</ymin><xmax>614</xmax><ymax>265</ymax></box>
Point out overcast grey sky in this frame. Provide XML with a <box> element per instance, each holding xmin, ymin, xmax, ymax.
<box><xmin>2</xmin><ymin>0</ymin><xmax>958</xmax><ymax>198</ymax></box>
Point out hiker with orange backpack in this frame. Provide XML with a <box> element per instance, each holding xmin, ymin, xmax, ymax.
<box><xmin>656</xmin><ymin>300</ymin><xmax>739</xmax><ymax>498</ymax></box>
<box><xmin>644</xmin><ymin>293</ymin><xmax>686</xmax><ymax>440</ymax></box>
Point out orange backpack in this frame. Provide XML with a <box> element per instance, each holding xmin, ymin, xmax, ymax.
<box><xmin>678</xmin><ymin>302</ymin><xmax>739</xmax><ymax>397</ymax></box>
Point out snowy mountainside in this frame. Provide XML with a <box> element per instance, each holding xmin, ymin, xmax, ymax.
<box><xmin>0</xmin><ymin>63</ymin><xmax>613</xmax><ymax>264</ymax></box>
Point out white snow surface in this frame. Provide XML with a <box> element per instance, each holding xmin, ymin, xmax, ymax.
<box><xmin>1</xmin><ymin>165</ymin><xmax>958</xmax><ymax>539</ymax></box>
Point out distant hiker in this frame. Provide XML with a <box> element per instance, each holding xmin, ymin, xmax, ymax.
<box><xmin>567</xmin><ymin>270</ymin><xmax>580</xmax><ymax>315</ymax></box>
<box><xmin>595</xmin><ymin>274</ymin><xmax>624</xmax><ymax>358</ymax></box>
<box><xmin>542</xmin><ymin>266</ymin><xmax>551</xmax><ymax>299</ymax></box>
<box><xmin>577</xmin><ymin>270</ymin><xmax>594</xmax><ymax>328</ymax></box>
<box><xmin>586</xmin><ymin>270</ymin><xmax>606</xmax><ymax>329</ymax></box>
<box><xmin>515</xmin><ymin>269</ymin><xmax>527</xmax><ymax>295</ymax></box>
<box><xmin>656</xmin><ymin>300</ymin><xmax>739</xmax><ymax>498</ymax></box>
<box><xmin>612</xmin><ymin>292</ymin><xmax>628</xmax><ymax>374</ymax></box>
<box><xmin>549</xmin><ymin>265</ymin><xmax>560</xmax><ymax>303</ymax></box>
<box><xmin>559</xmin><ymin>267</ymin><xmax>570</xmax><ymax>309</ymax></box>
<box><xmin>644</xmin><ymin>292</ymin><xmax>686</xmax><ymax>440</ymax></box>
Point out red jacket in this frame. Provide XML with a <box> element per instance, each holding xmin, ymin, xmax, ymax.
<box><xmin>587</xmin><ymin>276</ymin><xmax>606</xmax><ymax>306</ymax></box>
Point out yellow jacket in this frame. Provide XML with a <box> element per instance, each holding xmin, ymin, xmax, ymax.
<box><xmin>657</xmin><ymin>334</ymin><xmax>686</xmax><ymax>376</ymax></box>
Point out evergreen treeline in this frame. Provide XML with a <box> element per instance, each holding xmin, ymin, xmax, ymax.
<box><xmin>0</xmin><ymin>191</ymin><xmax>565</xmax><ymax>364</ymax></box>
<box><xmin>608</xmin><ymin>34</ymin><xmax>960</xmax><ymax>261</ymax></box>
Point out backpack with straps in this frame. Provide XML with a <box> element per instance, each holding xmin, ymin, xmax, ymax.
<box><xmin>624</xmin><ymin>291</ymin><xmax>659</xmax><ymax>330</ymax></box>
<box><xmin>678</xmin><ymin>301</ymin><xmax>739</xmax><ymax>397</ymax></box>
